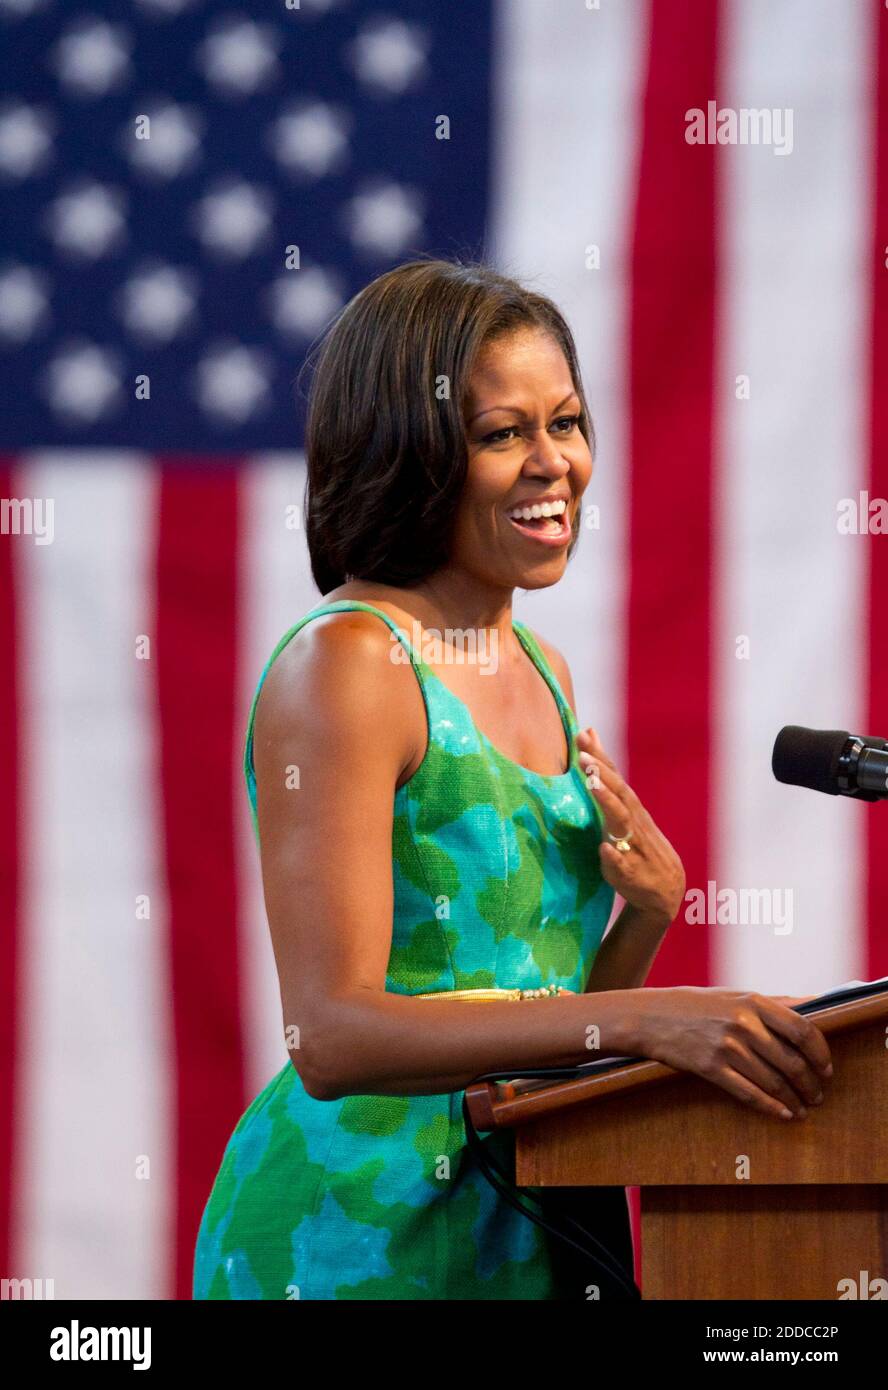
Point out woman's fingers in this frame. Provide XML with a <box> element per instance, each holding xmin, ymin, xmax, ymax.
<box><xmin>757</xmin><ymin>996</ymin><xmax>833</xmax><ymax>1078</ymax></box>
<box><xmin>577</xmin><ymin>736</ymin><xmax>637</xmax><ymax>838</ymax></box>
<box><xmin>579</xmin><ymin>756</ymin><xmax>633</xmax><ymax>838</ymax></box>
<box><xmin>731</xmin><ymin>1034</ymin><xmax>822</xmax><ymax>1113</ymax></box>
<box><xmin>710</xmin><ymin>999</ymin><xmax>833</xmax><ymax>1120</ymax></box>
<box><xmin>719</xmin><ymin>998</ymin><xmax>831</xmax><ymax>1115</ymax></box>
<box><xmin>577</xmin><ymin>730</ymin><xmax>638</xmax><ymax>803</ymax></box>
<box><xmin>576</xmin><ymin>727</ymin><xmax>616</xmax><ymax>767</ymax></box>
<box><xmin>712</xmin><ymin>1063</ymin><xmax>806</xmax><ymax>1122</ymax></box>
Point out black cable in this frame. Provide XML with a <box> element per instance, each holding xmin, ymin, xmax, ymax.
<box><xmin>461</xmin><ymin>1094</ymin><xmax>637</xmax><ymax>1297</ymax></box>
<box><xmin>461</xmin><ymin>1068</ymin><xmax>641</xmax><ymax>1300</ymax></box>
<box><xmin>461</xmin><ymin>1102</ymin><xmax>640</xmax><ymax>1300</ymax></box>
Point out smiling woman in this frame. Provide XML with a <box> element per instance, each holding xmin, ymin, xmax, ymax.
<box><xmin>192</xmin><ymin>257</ymin><xmax>830</xmax><ymax>1303</ymax></box>
<box><xmin>300</xmin><ymin>257</ymin><xmax>594</xmax><ymax>594</ymax></box>
<box><xmin>458</xmin><ymin>324</ymin><xmax>591</xmax><ymax>561</ymax></box>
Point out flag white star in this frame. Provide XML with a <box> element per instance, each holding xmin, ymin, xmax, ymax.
<box><xmin>116</xmin><ymin>262</ymin><xmax>198</xmax><ymax>344</ymax></box>
<box><xmin>0</xmin><ymin>0</ymin><xmax>51</xmax><ymax>15</ymax></box>
<box><xmin>42</xmin><ymin>180</ymin><xmax>128</xmax><ymax>259</ymax></box>
<box><xmin>0</xmin><ymin>264</ymin><xmax>50</xmax><ymax>342</ymax></box>
<box><xmin>0</xmin><ymin>103</ymin><xmax>54</xmax><ymax>179</ymax></box>
<box><xmin>346</xmin><ymin>18</ymin><xmax>429</xmax><ymax>96</ymax></box>
<box><xmin>266</xmin><ymin>101</ymin><xmax>352</xmax><ymax>179</ymax></box>
<box><xmin>122</xmin><ymin>101</ymin><xmax>203</xmax><ymax>179</ymax></box>
<box><xmin>342</xmin><ymin>179</ymin><xmax>424</xmax><ymax>257</ymax></box>
<box><xmin>135</xmin><ymin>0</ymin><xmax>200</xmax><ymax>16</ymax></box>
<box><xmin>41</xmin><ymin>341</ymin><xmax>124</xmax><ymax>425</ymax></box>
<box><xmin>264</xmin><ymin>266</ymin><xmax>346</xmax><ymax>339</ymax></box>
<box><xmin>198</xmin><ymin>18</ymin><xmax>282</xmax><ymax>97</ymax></box>
<box><xmin>296</xmin><ymin>0</ymin><xmax>347</xmax><ymax>14</ymax></box>
<box><xmin>51</xmin><ymin>18</ymin><xmax>133</xmax><ymax>98</ymax></box>
<box><xmin>189</xmin><ymin>178</ymin><xmax>274</xmax><ymax>259</ymax></box>
<box><xmin>193</xmin><ymin>342</ymin><xmax>273</xmax><ymax>425</ymax></box>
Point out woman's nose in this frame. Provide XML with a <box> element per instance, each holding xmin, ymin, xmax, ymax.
<box><xmin>524</xmin><ymin>428</ymin><xmax>572</xmax><ymax>473</ymax></box>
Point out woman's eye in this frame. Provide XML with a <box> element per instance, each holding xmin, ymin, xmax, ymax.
<box><xmin>481</xmin><ymin>414</ymin><xmax>582</xmax><ymax>446</ymax></box>
<box><xmin>553</xmin><ymin>414</ymin><xmax>582</xmax><ymax>433</ymax></box>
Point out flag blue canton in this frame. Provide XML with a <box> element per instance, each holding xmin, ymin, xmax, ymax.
<box><xmin>0</xmin><ymin>0</ymin><xmax>492</xmax><ymax>449</ymax></box>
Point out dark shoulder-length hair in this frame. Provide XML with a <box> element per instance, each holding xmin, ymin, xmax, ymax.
<box><xmin>301</xmin><ymin>256</ymin><xmax>594</xmax><ymax>595</ymax></box>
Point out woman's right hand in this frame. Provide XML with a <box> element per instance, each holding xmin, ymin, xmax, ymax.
<box><xmin>635</xmin><ymin>987</ymin><xmax>832</xmax><ymax>1120</ymax></box>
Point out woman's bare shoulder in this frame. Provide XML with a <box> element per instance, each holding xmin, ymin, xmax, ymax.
<box><xmin>252</xmin><ymin>599</ymin><xmax>423</xmax><ymax>772</ymax></box>
<box><xmin>522</xmin><ymin>625</ymin><xmax>577</xmax><ymax>715</ymax></box>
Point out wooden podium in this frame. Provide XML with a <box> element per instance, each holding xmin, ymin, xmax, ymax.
<box><xmin>466</xmin><ymin>992</ymin><xmax>888</xmax><ymax>1299</ymax></box>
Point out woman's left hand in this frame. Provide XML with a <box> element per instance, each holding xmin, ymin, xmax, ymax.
<box><xmin>577</xmin><ymin>727</ymin><xmax>687</xmax><ymax>923</ymax></box>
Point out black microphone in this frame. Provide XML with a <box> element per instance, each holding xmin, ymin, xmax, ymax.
<box><xmin>772</xmin><ymin>726</ymin><xmax>888</xmax><ymax>801</ymax></box>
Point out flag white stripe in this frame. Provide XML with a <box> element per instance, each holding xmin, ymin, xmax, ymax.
<box><xmin>238</xmin><ymin>453</ymin><xmax>316</xmax><ymax>1099</ymax></box>
<box><xmin>715</xmin><ymin>0</ymin><xmax>871</xmax><ymax>992</ymax></box>
<box><xmin>490</xmin><ymin>0</ymin><xmax>647</xmax><ymax>772</ymax></box>
<box><xmin>17</xmin><ymin>455</ymin><xmax>172</xmax><ymax>1299</ymax></box>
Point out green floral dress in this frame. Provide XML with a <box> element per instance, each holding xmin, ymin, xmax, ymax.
<box><xmin>193</xmin><ymin>600</ymin><xmax>616</xmax><ymax>1299</ymax></box>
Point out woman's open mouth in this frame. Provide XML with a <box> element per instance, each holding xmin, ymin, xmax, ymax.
<box><xmin>506</xmin><ymin>499</ymin><xmax>572</xmax><ymax>547</ymax></box>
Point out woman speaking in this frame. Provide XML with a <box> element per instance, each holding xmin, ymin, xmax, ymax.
<box><xmin>192</xmin><ymin>258</ymin><xmax>832</xmax><ymax>1301</ymax></box>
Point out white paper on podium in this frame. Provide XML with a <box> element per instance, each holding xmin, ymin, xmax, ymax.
<box><xmin>812</xmin><ymin>974</ymin><xmax>888</xmax><ymax>1004</ymax></box>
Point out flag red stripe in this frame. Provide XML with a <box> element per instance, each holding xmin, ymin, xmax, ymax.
<box><xmin>155</xmin><ymin>465</ymin><xmax>245</xmax><ymax>1299</ymax></box>
<box><xmin>627</xmin><ymin>0</ymin><xmax>719</xmax><ymax>989</ymax></box>
<box><xmin>866</xmin><ymin>1</ymin><xmax>888</xmax><ymax>980</ymax></box>
<box><xmin>0</xmin><ymin>460</ymin><xmax>20</xmax><ymax>1281</ymax></box>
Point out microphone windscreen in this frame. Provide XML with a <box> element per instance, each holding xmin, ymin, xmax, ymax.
<box><xmin>771</xmin><ymin>725</ymin><xmax>850</xmax><ymax>794</ymax></box>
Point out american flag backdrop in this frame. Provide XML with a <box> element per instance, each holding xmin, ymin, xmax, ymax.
<box><xmin>0</xmin><ymin>0</ymin><xmax>886</xmax><ymax>1301</ymax></box>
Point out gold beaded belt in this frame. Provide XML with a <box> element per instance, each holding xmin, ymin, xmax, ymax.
<box><xmin>415</xmin><ymin>985</ymin><xmax>571</xmax><ymax>1002</ymax></box>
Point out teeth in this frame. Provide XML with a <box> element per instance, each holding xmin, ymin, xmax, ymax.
<box><xmin>508</xmin><ymin>499</ymin><xmax>567</xmax><ymax>521</ymax></box>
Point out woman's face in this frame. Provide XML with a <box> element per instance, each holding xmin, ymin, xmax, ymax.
<box><xmin>453</xmin><ymin>326</ymin><xmax>593</xmax><ymax>592</ymax></box>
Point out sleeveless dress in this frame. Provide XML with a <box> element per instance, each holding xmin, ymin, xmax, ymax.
<box><xmin>193</xmin><ymin>599</ymin><xmax>618</xmax><ymax>1300</ymax></box>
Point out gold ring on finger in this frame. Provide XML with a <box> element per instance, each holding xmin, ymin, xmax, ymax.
<box><xmin>607</xmin><ymin>829</ymin><xmax>634</xmax><ymax>854</ymax></box>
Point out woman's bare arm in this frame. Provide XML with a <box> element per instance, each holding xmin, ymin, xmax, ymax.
<box><xmin>583</xmin><ymin>903</ymin><xmax>674</xmax><ymax>992</ymax></box>
<box><xmin>253</xmin><ymin>612</ymin><xmax>832</xmax><ymax>1121</ymax></box>
<box><xmin>252</xmin><ymin>612</ymin><xmax>643</xmax><ymax>1099</ymax></box>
